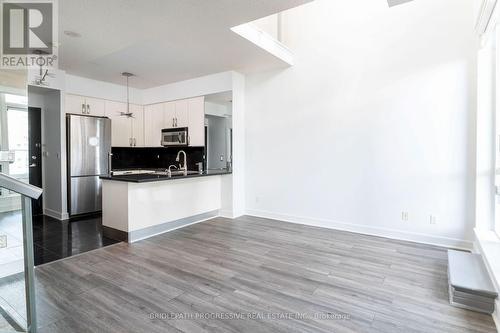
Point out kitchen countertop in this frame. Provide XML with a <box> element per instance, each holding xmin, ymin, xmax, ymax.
<box><xmin>100</xmin><ymin>170</ymin><xmax>232</xmax><ymax>183</ymax></box>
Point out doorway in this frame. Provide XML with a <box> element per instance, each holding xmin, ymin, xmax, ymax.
<box><xmin>28</xmin><ymin>107</ymin><xmax>42</xmax><ymax>216</ymax></box>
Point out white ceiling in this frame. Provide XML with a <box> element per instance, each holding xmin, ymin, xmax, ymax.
<box><xmin>58</xmin><ymin>0</ymin><xmax>313</xmax><ymax>88</ymax></box>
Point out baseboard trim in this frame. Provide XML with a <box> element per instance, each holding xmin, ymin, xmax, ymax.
<box><xmin>43</xmin><ymin>208</ymin><xmax>69</xmax><ymax>221</ymax></box>
<box><xmin>102</xmin><ymin>226</ymin><xmax>128</xmax><ymax>242</ymax></box>
<box><xmin>126</xmin><ymin>210</ymin><xmax>220</xmax><ymax>243</ymax></box>
<box><xmin>219</xmin><ymin>209</ymin><xmax>245</xmax><ymax>219</ymax></box>
<box><xmin>245</xmin><ymin>209</ymin><xmax>473</xmax><ymax>250</ymax></box>
<box><xmin>492</xmin><ymin>302</ymin><xmax>500</xmax><ymax>333</ymax></box>
<box><xmin>219</xmin><ymin>209</ymin><xmax>234</xmax><ymax>218</ymax></box>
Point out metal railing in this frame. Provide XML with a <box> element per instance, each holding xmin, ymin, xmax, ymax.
<box><xmin>0</xmin><ymin>172</ymin><xmax>41</xmax><ymax>333</ymax></box>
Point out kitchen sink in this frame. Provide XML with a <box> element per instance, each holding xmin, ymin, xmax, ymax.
<box><xmin>154</xmin><ymin>170</ymin><xmax>200</xmax><ymax>177</ymax></box>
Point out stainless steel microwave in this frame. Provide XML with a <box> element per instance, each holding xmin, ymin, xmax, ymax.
<box><xmin>161</xmin><ymin>127</ymin><xmax>188</xmax><ymax>146</ymax></box>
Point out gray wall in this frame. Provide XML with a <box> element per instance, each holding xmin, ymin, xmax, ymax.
<box><xmin>28</xmin><ymin>87</ymin><xmax>63</xmax><ymax>217</ymax></box>
<box><xmin>206</xmin><ymin>115</ymin><xmax>228</xmax><ymax>170</ymax></box>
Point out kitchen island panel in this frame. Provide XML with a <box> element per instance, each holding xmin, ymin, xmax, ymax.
<box><xmin>102</xmin><ymin>176</ymin><xmax>222</xmax><ymax>242</ymax></box>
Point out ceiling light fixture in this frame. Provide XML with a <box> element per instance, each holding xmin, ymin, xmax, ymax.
<box><xmin>63</xmin><ymin>30</ymin><xmax>81</xmax><ymax>38</ymax></box>
<box><xmin>120</xmin><ymin>72</ymin><xmax>135</xmax><ymax>118</ymax></box>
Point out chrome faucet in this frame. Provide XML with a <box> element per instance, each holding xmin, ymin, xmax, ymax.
<box><xmin>176</xmin><ymin>150</ymin><xmax>187</xmax><ymax>176</ymax></box>
<box><xmin>166</xmin><ymin>165</ymin><xmax>178</xmax><ymax>178</ymax></box>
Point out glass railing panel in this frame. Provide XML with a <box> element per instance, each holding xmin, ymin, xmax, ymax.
<box><xmin>0</xmin><ymin>189</ymin><xmax>37</xmax><ymax>332</ymax></box>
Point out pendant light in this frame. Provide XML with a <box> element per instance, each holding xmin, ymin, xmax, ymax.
<box><xmin>120</xmin><ymin>72</ymin><xmax>135</xmax><ymax>118</ymax></box>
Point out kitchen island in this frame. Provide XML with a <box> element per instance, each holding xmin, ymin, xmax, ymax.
<box><xmin>100</xmin><ymin>170</ymin><xmax>232</xmax><ymax>242</ymax></box>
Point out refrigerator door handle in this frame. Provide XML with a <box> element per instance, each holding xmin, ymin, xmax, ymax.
<box><xmin>108</xmin><ymin>152</ymin><xmax>113</xmax><ymax>174</ymax></box>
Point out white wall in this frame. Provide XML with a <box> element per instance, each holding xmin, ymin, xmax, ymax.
<box><xmin>476</xmin><ymin>34</ymin><xmax>496</xmax><ymax>232</ymax></box>
<box><xmin>65</xmin><ymin>74</ymin><xmax>142</xmax><ymax>104</ymax></box>
<box><xmin>142</xmin><ymin>72</ymin><xmax>233</xmax><ymax>105</ymax></box>
<box><xmin>206</xmin><ymin>115</ymin><xmax>228</xmax><ymax>169</ymax></box>
<box><xmin>245</xmin><ymin>0</ymin><xmax>478</xmax><ymax>248</ymax></box>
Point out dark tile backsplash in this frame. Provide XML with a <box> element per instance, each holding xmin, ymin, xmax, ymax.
<box><xmin>111</xmin><ymin>147</ymin><xmax>205</xmax><ymax>171</ymax></box>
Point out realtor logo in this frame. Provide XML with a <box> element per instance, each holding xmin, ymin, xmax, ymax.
<box><xmin>1</xmin><ymin>0</ymin><xmax>57</xmax><ymax>68</ymax></box>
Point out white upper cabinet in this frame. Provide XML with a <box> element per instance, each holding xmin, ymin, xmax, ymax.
<box><xmin>65</xmin><ymin>94</ymin><xmax>105</xmax><ymax>116</ymax></box>
<box><xmin>130</xmin><ymin>104</ymin><xmax>144</xmax><ymax>147</ymax></box>
<box><xmin>65</xmin><ymin>94</ymin><xmax>86</xmax><ymax>115</ymax></box>
<box><xmin>187</xmin><ymin>96</ymin><xmax>205</xmax><ymax>147</ymax></box>
<box><xmin>105</xmin><ymin>101</ymin><xmax>131</xmax><ymax>147</ymax></box>
<box><xmin>163</xmin><ymin>101</ymin><xmax>176</xmax><ymax>128</ymax></box>
<box><xmin>66</xmin><ymin>93</ymin><xmax>207</xmax><ymax>148</ymax></box>
<box><xmin>144</xmin><ymin>103</ymin><xmax>164</xmax><ymax>147</ymax></box>
<box><xmin>162</xmin><ymin>100</ymin><xmax>189</xmax><ymax>129</ymax></box>
<box><xmin>174</xmin><ymin>100</ymin><xmax>189</xmax><ymax>128</ymax></box>
<box><xmin>104</xmin><ymin>101</ymin><xmax>144</xmax><ymax>147</ymax></box>
<box><xmin>84</xmin><ymin>97</ymin><xmax>105</xmax><ymax>116</ymax></box>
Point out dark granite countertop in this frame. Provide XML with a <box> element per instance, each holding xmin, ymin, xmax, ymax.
<box><xmin>100</xmin><ymin>170</ymin><xmax>232</xmax><ymax>183</ymax></box>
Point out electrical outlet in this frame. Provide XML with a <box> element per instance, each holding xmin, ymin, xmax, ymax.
<box><xmin>401</xmin><ymin>211</ymin><xmax>409</xmax><ymax>222</ymax></box>
<box><xmin>0</xmin><ymin>235</ymin><xmax>7</xmax><ymax>248</ymax></box>
<box><xmin>430</xmin><ymin>215</ymin><xmax>437</xmax><ymax>225</ymax></box>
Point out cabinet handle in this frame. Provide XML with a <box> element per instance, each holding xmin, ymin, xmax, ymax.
<box><xmin>133</xmin><ymin>138</ymin><xmax>137</xmax><ymax>146</ymax></box>
<box><xmin>129</xmin><ymin>138</ymin><xmax>132</xmax><ymax>146</ymax></box>
<box><xmin>87</xmin><ymin>104</ymin><xmax>90</xmax><ymax>114</ymax></box>
<box><xmin>82</xmin><ymin>103</ymin><xmax>86</xmax><ymax>114</ymax></box>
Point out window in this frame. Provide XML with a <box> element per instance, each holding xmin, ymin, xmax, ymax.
<box><xmin>493</xmin><ymin>26</ymin><xmax>500</xmax><ymax>235</ymax></box>
<box><xmin>479</xmin><ymin>25</ymin><xmax>500</xmax><ymax>236</ymax></box>
<box><xmin>7</xmin><ymin>108</ymin><xmax>28</xmax><ymax>180</ymax></box>
<box><xmin>0</xmin><ymin>93</ymin><xmax>29</xmax><ymax>194</ymax></box>
<box><xmin>4</xmin><ymin>94</ymin><xmax>27</xmax><ymax>106</ymax></box>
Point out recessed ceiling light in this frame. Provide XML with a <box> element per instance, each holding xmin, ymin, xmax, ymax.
<box><xmin>64</xmin><ymin>30</ymin><xmax>81</xmax><ymax>38</ymax></box>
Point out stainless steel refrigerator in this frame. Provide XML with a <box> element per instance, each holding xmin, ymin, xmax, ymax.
<box><xmin>67</xmin><ymin>114</ymin><xmax>111</xmax><ymax>216</ymax></box>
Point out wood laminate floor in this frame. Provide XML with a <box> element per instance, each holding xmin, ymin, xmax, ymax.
<box><xmin>33</xmin><ymin>216</ymin><xmax>496</xmax><ymax>333</ymax></box>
